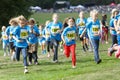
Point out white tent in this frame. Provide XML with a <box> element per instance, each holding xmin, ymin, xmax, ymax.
<box><xmin>76</xmin><ymin>5</ymin><xmax>85</xmax><ymax>9</ymax></box>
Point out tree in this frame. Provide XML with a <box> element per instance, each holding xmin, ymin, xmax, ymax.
<box><xmin>0</xmin><ymin>0</ymin><xmax>32</xmax><ymax>26</ymax></box>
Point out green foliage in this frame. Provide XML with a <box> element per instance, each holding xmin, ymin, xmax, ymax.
<box><xmin>0</xmin><ymin>0</ymin><xmax>32</xmax><ymax>26</ymax></box>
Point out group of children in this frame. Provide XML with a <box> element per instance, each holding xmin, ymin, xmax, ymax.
<box><xmin>2</xmin><ymin>9</ymin><xmax>120</xmax><ymax>73</ymax></box>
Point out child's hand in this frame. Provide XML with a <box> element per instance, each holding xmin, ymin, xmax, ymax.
<box><xmin>16</xmin><ymin>39</ymin><xmax>22</xmax><ymax>42</ymax></box>
<box><xmin>80</xmin><ymin>35</ymin><xmax>82</xmax><ymax>38</ymax></box>
<box><xmin>57</xmin><ymin>30</ymin><xmax>61</xmax><ymax>33</ymax></box>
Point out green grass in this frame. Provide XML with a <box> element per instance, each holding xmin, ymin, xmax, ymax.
<box><xmin>0</xmin><ymin>13</ymin><xmax>119</xmax><ymax>80</ymax></box>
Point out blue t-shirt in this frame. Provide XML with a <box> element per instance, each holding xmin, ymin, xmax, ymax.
<box><xmin>86</xmin><ymin>20</ymin><xmax>100</xmax><ymax>39</ymax></box>
<box><xmin>115</xmin><ymin>13</ymin><xmax>120</xmax><ymax>20</ymax></box>
<box><xmin>47</xmin><ymin>22</ymin><xmax>62</xmax><ymax>41</ymax></box>
<box><xmin>62</xmin><ymin>26</ymin><xmax>77</xmax><ymax>46</ymax></box>
<box><xmin>109</xmin><ymin>18</ymin><xmax>117</xmax><ymax>35</ymax></box>
<box><xmin>44</xmin><ymin>27</ymin><xmax>51</xmax><ymax>41</ymax></box>
<box><xmin>12</xmin><ymin>25</ymin><xmax>29</xmax><ymax>48</ymax></box>
<box><xmin>1</xmin><ymin>31</ymin><xmax>9</xmax><ymax>44</ymax></box>
<box><xmin>76</xmin><ymin>18</ymin><xmax>87</xmax><ymax>34</ymax></box>
<box><xmin>6</xmin><ymin>26</ymin><xmax>15</xmax><ymax>42</ymax></box>
<box><xmin>28</xmin><ymin>25</ymin><xmax>39</xmax><ymax>44</ymax></box>
<box><xmin>87</xmin><ymin>17</ymin><xmax>92</xmax><ymax>23</ymax></box>
<box><xmin>38</xmin><ymin>29</ymin><xmax>46</xmax><ymax>42</ymax></box>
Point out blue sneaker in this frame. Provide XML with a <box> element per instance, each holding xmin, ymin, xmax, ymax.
<box><xmin>43</xmin><ymin>50</ymin><xmax>46</xmax><ymax>54</ymax></box>
<box><xmin>42</xmin><ymin>50</ymin><xmax>44</xmax><ymax>54</ymax></box>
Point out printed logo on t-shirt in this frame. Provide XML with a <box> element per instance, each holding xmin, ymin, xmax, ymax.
<box><xmin>92</xmin><ymin>25</ymin><xmax>99</xmax><ymax>34</ymax></box>
<box><xmin>2</xmin><ymin>34</ymin><xmax>7</xmax><ymax>39</ymax></box>
<box><xmin>51</xmin><ymin>26</ymin><xmax>60</xmax><ymax>33</ymax></box>
<box><xmin>79</xmin><ymin>22</ymin><xmax>85</xmax><ymax>27</ymax></box>
<box><xmin>20</xmin><ymin>29</ymin><xmax>28</xmax><ymax>39</ymax></box>
<box><xmin>10</xmin><ymin>32</ymin><xmax>13</xmax><ymax>37</ymax></box>
<box><xmin>67</xmin><ymin>31</ymin><xmax>75</xmax><ymax>41</ymax></box>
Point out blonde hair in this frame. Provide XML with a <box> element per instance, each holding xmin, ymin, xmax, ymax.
<box><xmin>29</xmin><ymin>18</ymin><xmax>36</xmax><ymax>24</ymax></box>
<box><xmin>52</xmin><ymin>13</ymin><xmax>58</xmax><ymax>18</ymax></box>
<box><xmin>9</xmin><ymin>18</ymin><xmax>18</xmax><ymax>26</ymax></box>
<box><xmin>2</xmin><ymin>26</ymin><xmax>6</xmax><ymax>31</ymax></box>
<box><xmin>90</xmin><ymin>11</ymin><xmax>93</xmax><ymax>17</ymax></box>
<box><xmin>79</xmin><ymin>11</ymin><xmax>84</xmax><ymax>15</ymax></box>
<box><xmin>111</xmin><ymin>8</ymin><xmax>118</xmax><ymax>18</ymax></box>
<box><xmin>17</xmin><ymin>15</ymin><xmax>27</xmax><ymax>22</ymax></box>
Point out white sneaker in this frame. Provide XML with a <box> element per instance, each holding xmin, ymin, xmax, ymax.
<box><xmin>24</xmin><ymin>68</ymin><xmax>28</xmax><ymax>74</ymax></box>
<box><xmin>72</xmin><ymin>66</ymin><xmax>76</xmax><ymax>68</ymax></box>
<box><xmin>60</xmin><ymin>49</ymin><xmax>63</xmax><ymax>52</ymax></box>
<box><xmin>47</xmin><ymin>53</ymin><xmax>51</xmax><ymax>57</ymax></box>
<box><xmin>4</xmin><ymin>53</ymin><xmax>6</xmax><ymax>56</ymax></box>
<box><xmin>52</xmin><ymin>60</ymin><xmax>58</xmax><ymax>63</ymax></box>
<box><xmin>29</xmin><ymin>62</ymin><xmax>32</xmax><ymax>65</ymax></box>
<box><xmin>106</xmin><ymin>41</ymin><xmax>108</xmax><ymax>44</ymax></box>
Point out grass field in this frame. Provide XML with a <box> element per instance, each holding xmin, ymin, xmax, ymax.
<box><xmin>0</xmin><ymin>13</ymin><xmax>120</xmax><ymax>80</ymax></box>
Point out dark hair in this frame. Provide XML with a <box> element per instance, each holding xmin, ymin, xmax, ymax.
<box><xmin>68</xmin><ymin>17</ymin><xmax>75</xmax><ymax>23</ymax></box>
<box><xmin>102</xmin><ymin>14</ymin><xmax>107</xmax><ymax>20</ymax></box>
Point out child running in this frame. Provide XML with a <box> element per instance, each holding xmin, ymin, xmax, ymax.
<box><xmin>6</xmin><ymin>18</ymin><xmax>18</xmax><ymax>60</ymax></box>
<box><xmin>86</xmin><ymin>10</ymin><xmax>102</xmax><ymax>64</ymax></box>
<box><xmin>76</xmin><ymin>11</ymin><xmax>88</xmax><ymax>52</ymax></box>
<box><xmin>61</xmin><ymin>17</ymin><xmax>77</xmax><ymax>68</ymax></box>
<box><xmin>12</xmin><ymin>15</ymin><xmax>29</xmax><ymax>73</ymax></box>
<box><xmin>46</xmin><ymin>13</ymin><xmax>62</xmax><ymax>63</ymax></box>
<box><xmin>27</xmin><ymin>18</ymin><xmax>39</xmax><ymax>65</ymax></box>
<box><xmin>109</xmin><ymin>9</ymin><xmax>118</xmax><ymax>47</ymax></box>
<box><xmin>38</xmin><ymin>24</ymin><xmax>46</xmax><ymax>54</ymax></box>
<box><xmin>1</xmin><ymin>26</ymin><xmax>10</xmax><ymax>56</ymax></box>
<box><xmin>44</xmin><ymin>20</ymin><xmax>54</xmax><ymax>57</ymax></box>
<box><xmin>108</xmin><ymin>44</ymin><xmax>120</xmax><ymax>58</ymax></box>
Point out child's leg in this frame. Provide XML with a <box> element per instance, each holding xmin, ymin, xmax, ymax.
<box><xmin>7</xmin><ymin>43</ymin><xmax>10</xmax><ymax>55</ymax></box>
<box><xmin>91</xmin><ymin>39</ymin><xmax>101</xmax><ymax>63</ymax></box>
<box><xmin>46</xmin><ymin>41</ymin><xmax>51</xmax><ymax>57</ymax></box>
<box><xmin>42</xmin><ymin>41</ymin><xmax>46</xmax><ymax>54</ymax></box>
<box><xmin>84</xmin><ymin>37</ymin><xmax>89</xmax><ymax>50</ymax></box>
<box><xmin>52</xmin><ymin>39</ymin><xmax>59</xmax><ymax>61</ymax></box>
<box><xmin>80</xmin><ymin>36</ymin><xmax>86</xmax><ymax>52</ymax></box>
<box><xmin>70</xmin><ymin>44</ymin><xmax>76</xmax><ymax>67</ymax></box>
<box><xmin>32</xmin><ymin>51</ymin><xmax>38</xmax><ymax>64</ymax></box>
<box><xmin>21</xmin><ymin>48</ymin><xmax>28</xmax><ymax>66</ymax></box>
<box><xmin>16</xmin><ymin>47</ymin><xmax>21</xmax><ymax>61</ymax></box>
<box><xmin>64</xmin><ymin>44</ymin><xmax>70</xmax><ymax>58</ymax></box>
<box><xmin>3</xmin><ymin>42</ymin><xmax>7</xmax><ymax>56</ymax></box>
<box><xmin>28</xmin><ymin>52</ymin><xmax>32</xmax><ymax>63</ymax></box>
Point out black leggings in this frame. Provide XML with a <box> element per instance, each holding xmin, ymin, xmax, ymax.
<box><xmin>51</xmin><ymin>39</ymin><xmax>59</xmax><ymax>61</ymax></box>
<box><xmin>46</xmin><ymin>41</ymin><xmax>53</xmax><ymax>52</ymax></box>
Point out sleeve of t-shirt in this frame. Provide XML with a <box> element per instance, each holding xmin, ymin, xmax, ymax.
<box><xmin>76</xmin><ymin>18</ymin><xmax>79</xmax><ymax>25</ymax></box>
<box><xmin>86</xmin><ymin>21</ymin><xmax>92</xmax><ymax>29</ymax></box>
<box><xmin>62</xmin><ymin>28</ymin><xmax>67</xmax><ymax>37</ymax></box>
<box><xmin>59</xmin><ymin>22</ymin><xmax>63</xmax><ymax>30</ymax></box>
<box><xmin>12</xmin><ymin>27</ymin><xmax>19</xmax><ymax>36</ymax></box>
<box><xmin>109</xmin><ymin>19</ymin><xmax>113</xmax><ymax>27</ymax></box>
<box><xmin>5</xmin><ymin>26</ymin><xmax>10</xmax><ymax>36</ymax></box>
<box><xmin>35</xmin><ymin>26</ymin><xmax>40</xmax><ymax>35</ymax></box>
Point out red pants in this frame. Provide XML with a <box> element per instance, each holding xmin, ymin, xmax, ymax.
<box><xmin>64</xmin><ymin>44</ymin><xmax>76</xmax><ymax>66</ymax></box>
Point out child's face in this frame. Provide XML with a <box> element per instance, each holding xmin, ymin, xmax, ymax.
<box><xmin>79</xmin><ymin>12</ymin><xmax>84</xmax><ymax>18</ymax></box>
<box><xmin>29</xmin><ymin>22</ymin><xmax>34</xmax><ymax>28</ymax></box>
<box><xmin>39</xmin><ymin>26</ymin><xmax>42</xmax><ymax>30</ymax></box>
<box><xmin>92</xmin><ymin>13</ymin><xmax>98</xmax><ymax>20</ymax></box>
<box><xmin>2</xmin><ymin>27</ymin><xmax>6</xmax><ymax>31</ymax></box>
<box><xmin>115</xmin><ymin>11</ymin><xmax>118</xmax><ymax>16</ymax></box>
<box><xmin>67</xmin><ymin>19</ymin><xmax>74</xmax><ymax>27</ymax></box>
<box><xmin>52</xmin><ymin>15</ymin><xmax>58</xmax><ymax>22</ymax></box>
<box><xmin>19</xmin><ymin>20</ymin><xmax>26</xmax><ymax>27</ymax></box>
